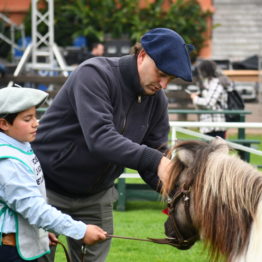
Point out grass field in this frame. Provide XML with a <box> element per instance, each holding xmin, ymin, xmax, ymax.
<box><xmin>54</xmin><ymin>133</ymin><xmax>261</xmax><ymax>261</ymax></box>
<box><xmin>55</xmin><ymin>202</ymin><xmax>210</xmax><ymax>262</ymax></box>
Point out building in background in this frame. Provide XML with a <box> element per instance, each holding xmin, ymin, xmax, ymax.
<box><xmin>0</xmin><ymin>0</ymin><xmax>261</xmax><ymax>62</ymax></box>
<box><xmin>212</xmin><ymin>0</ymin><xmax>262</xmax><ymax>62</ymax></box>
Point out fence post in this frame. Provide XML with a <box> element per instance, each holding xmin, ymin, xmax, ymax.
<box><xmin>116</xmin><ymin>178</ymin><xmax>126</xmax><ymax>211</ymax></box>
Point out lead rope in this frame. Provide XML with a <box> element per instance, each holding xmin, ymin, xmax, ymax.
<box><xmin>106</xmin><ymin>234</ymin><xmax>181</xmax><ymax>247</ymax></box>
<box><xmin>56</xmin><ymin>241</ymin><xmax>87</xmax><ymax>262</ymax></box>
<box><xmin>65</xmin><ymin>234</ymin><xmax>182</xmax><ymax>262</ymax></box>
<box><xmin>79</xmin><ymin>236</ymin><xmax>153</xmax><ymax>262</ymax></box>
<box><xmin>107</xmin><ymin>234</ymin><xmax>155</xmax><ymax>242</ymax></box>
<box><xmin>56</xmin><ymin>241</ymin><xmax>72</xmax><ymax>262</ymax></box>
<box><xmin>56</xmin><ymin>241</ymin><xmax>88</xmax><ymax>262</ymax></box>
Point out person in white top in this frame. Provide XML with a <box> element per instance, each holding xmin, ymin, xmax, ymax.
<box><xmin>190</xmin><ymin>60</ymin><xmax>228</xmax><ymax>138</ymax></box>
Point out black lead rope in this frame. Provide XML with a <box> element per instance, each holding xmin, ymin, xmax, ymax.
<box><xmin>106</xmin><ymin>234</ymin><xmax>184</xmax><ymax>247</ymax></box>
<box><xmin>107</xmin><ymin>234</ymin><xmax>156</xmax><ymax>242</ymax></box>
<box><xmin>56</xmin><ymin>241</ymin><xmax>86</xmax><ymax>262</ymax></box>
<box><xmin>57</xmin><ymin>241</ymin><xmax>72</xmax><ymax>262</ymax></box>
<box><xmin>80</xmin><ymin>236</ymin><xmax>165</xmax><ymax>262</ymax></box>
<box><xmin>64</xmin><ymin>235</ymin><xmax>183</xmax><ymax>262</ymax></box>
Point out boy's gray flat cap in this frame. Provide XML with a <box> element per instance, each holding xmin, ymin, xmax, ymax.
<box><xmin>0</xmin><ymin>87</ymin><xmax>48</xmax><ymax>114</ymax></box>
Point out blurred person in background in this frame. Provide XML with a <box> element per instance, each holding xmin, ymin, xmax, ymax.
<box><xmin>189</xmin><ymin>59</ymin><xmax>228</xmax><ymax>138</ymax></box>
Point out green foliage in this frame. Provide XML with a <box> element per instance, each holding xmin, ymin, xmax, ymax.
<box><xmin>24</xmin><ymin>0</ymin><xmax>211</xmax><ymax>56</ymax></box>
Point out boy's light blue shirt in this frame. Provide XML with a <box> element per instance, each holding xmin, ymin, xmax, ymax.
<box><xmin>0</xmin><ymin>132</ymin><xmax>86</xmax><ymax>240</ymax></box>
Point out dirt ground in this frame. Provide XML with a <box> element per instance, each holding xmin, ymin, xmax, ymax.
<box><xmin>245</xmin><ymin>101</ymin><xmax>262</xmax><ymax>123</ymax></box>
<box><xmin>240</xmin><ymin>99</ymin><xmax>262</xmax><ymax>135</ymax></box>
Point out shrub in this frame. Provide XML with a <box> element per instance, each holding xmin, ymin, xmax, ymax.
<box><xmin>24</xmin><ymin>0</ymin><xmax>211</xmax><ymax>57</ymax></box>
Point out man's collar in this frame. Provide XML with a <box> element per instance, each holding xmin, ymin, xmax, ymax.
<box><xmin>119</xmin><ymin>55</ymin><xmax>144</xmax><ymax>96</ymax></box>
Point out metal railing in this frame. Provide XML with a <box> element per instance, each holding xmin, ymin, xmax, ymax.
<box><xmin>169</xmin><ymin>121</ymin><xmax>262</xmax><ymax>158</ymax></box>
<box><xmin>0</xmin><ymin>13</ymin><xmax>25</xmax><ymax>62</ymax></box>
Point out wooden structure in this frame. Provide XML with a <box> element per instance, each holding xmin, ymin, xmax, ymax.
<box><xmin>223</xmin><ymin>70</ymin><xmax>261</xmax><ymax>82</ymax></box>
<box><xmin>2</xmin><ymin>69</ymin><xmax>261</xmax><ymax>88</ymax></box>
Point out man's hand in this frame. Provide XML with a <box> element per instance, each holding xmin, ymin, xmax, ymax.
<box><xmin>82</xmin><ymin>225</ymin><xmax>107</xmax><ymax>245</ymax></box>
<box><xmin>157</xmin><ymin>156</ymin><xmax>172</xmax><ymax>191</ymax></box>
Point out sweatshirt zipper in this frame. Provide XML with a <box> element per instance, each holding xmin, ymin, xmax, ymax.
<box><xmin>120</xmin><ymin>96</ymin><xmax>142</xmax><ymax>134</ymax></box>
<box><xmin>94</xmin><ymin>96</ymin><xmax>142</xmax><ymax>188</ymax></box>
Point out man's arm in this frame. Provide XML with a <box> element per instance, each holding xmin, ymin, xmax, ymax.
<box><xmin>138</xmin><ymin>94</ymin><xmax>171</xmax><ymax>191</ymax></box>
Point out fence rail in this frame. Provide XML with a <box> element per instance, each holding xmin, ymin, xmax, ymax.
<box><xmin>169</xmin><ymin>121</ymin><xmax>262</xmax><ymax>157</ymax></box>
<box><xmin>117</xmin><ymin>120</ymin><xmax>262</xmax><ymax>211</ymax></box>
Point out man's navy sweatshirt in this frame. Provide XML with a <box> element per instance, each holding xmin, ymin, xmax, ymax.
<box><xmin>32</xmin><ymin>55</ymin><xmax>170</xmax><ymax>197</ymax></box>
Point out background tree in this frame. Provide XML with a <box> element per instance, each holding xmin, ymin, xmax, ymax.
<box><xmin>23</xmin><ymin>0</ymin><xmax>211</xmax><ymax>58</ymax></box>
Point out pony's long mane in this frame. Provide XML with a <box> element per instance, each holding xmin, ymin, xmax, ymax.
<box><xmin>166</xmin><ymin>140</ymin><xmax>262</xmax><ymax>262</ymax></box>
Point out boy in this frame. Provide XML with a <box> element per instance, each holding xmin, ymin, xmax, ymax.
<box><xmin>0</xmin><ymin>87</ymin><xmax>107</xmax><ymax>262</ymax></box>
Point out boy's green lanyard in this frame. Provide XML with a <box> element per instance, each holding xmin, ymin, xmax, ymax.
<box><xmin>0</xmin><ymin>200</ymin><xmax>12</xmax><ymax>245</ymax></box>
<box><xmin>0</xmin><ymin>144</ymin><xmax>31</xmax><ymax>245</ymax></box>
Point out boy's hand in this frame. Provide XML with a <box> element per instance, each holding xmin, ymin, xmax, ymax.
<box><xmin>82</xmin><ymin>225</ymin><xmax>107</xmax><ymax>245</ymax></box>
<box><xmin>48</xmin><ymin>232</ymin><xmax>59</xmax><ymax>246</ymax></box>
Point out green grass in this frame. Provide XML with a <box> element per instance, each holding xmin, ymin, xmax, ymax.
<box><xmin>54</xmin><ymin>202</ymin><xmax>209</xmax><ymax>262</ymax></box>
<box><xmin>233</xmin><ymin>134</ymin><xmax>262</xmax><ymax>168</ymax></box>
<box><xmin>107</xmin><ymin>201</ymin><xmax>209</xmax><ymax>262</ymax></box>
<box><xmin>54</xmin><ymin>133</ymin><xmax>261</xmax><ymax>261</ymax></box>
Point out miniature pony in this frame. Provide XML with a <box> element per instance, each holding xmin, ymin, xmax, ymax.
<box><xmin>163</xmin><ymin>138</ymin><xmax>262</xmax><ymax>262</ymax></box>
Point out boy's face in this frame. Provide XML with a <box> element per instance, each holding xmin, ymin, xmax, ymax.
<box><xmin>0</xmin><ymin>107</ymin><xmax>39</xmax><ymax>142</ymax></box>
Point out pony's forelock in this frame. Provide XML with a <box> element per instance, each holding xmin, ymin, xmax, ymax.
<box><xmin>162</xmin><ymin>157</ymin><xmax>185</xmax><ymax>197</ymax></box>
<box><xmin>195</xmin><ymin>151</ymin><xmax>262</xmax><ymax>261</ymax></box>
<box><xmin>163</xmin><ymin>140</ymin><xmax>209</xmax><ymax>197</ymax></box>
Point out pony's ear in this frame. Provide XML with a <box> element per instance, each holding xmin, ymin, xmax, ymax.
<box><xmin>211</xmin><ymin>136</ymin><xmax>229</xmax><ymax>154</ymax></box>
<box><xmin>176</xmin><ymin>149</ymin><xmax>194</xmax><ymax>167</ymax></box>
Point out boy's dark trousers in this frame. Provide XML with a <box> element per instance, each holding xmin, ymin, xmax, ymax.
<box><xmin>0</xmin><ymin>245</ymin><xmax>37</xmax><ymax>262</ymax></box>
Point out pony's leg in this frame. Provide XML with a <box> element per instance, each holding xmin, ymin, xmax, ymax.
<box><xmin>235</xmin><ymin>201</ymin><xmax>262</xmax><ymax>262</ymax></box>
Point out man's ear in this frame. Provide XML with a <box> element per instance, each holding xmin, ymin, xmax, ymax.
<box><xmin>137</xmin><ymin>49</ymin><xmax>146</xmax><ymax>65</ymax></box>
<box><xmin>0</xmin><ymin>118</ymin><xmax>10</xmax><ymax>131</ymax></box>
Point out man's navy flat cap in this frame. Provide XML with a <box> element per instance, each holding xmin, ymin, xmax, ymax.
<box><xmin>141</xmin><ymin>28</ymin><xmax>193</xmax><ymax>82</ymax></box>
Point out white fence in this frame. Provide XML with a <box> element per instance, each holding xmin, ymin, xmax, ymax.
<box><xmin>170</xmin><ymin>121</ymin><xmax>262</xmax><ymax>157</ymax></box>
<box><xmin>120</xmin><ymin>121</ymin><xmax>262</xmax><ymax>179</ymax></box>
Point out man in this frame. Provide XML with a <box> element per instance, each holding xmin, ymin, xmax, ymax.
<box><xmin>78</xmin><ymin>42</ymin><xmax>105</xmax><ymax>63</ymax></box>
<box><xmin>33</xmin><ymin>28</ymin><xmax>193</xmax><ymax>262</ymax></box>
<box><xmin>89</xmin><ymin>42</ymin><xmax>105</xmax><ymax>57</ymax></box>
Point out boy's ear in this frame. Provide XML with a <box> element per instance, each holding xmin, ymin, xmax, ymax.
<box><xmin>0</xmin><ymin>118</ymin><xmax>10</xmax><ymax>131</ymax></box>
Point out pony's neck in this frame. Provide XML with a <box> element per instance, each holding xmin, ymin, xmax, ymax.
<box><xmin>234</xmin><ymin>200</ymin><xmax>262</xmax><ymax>262</ymax></box>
